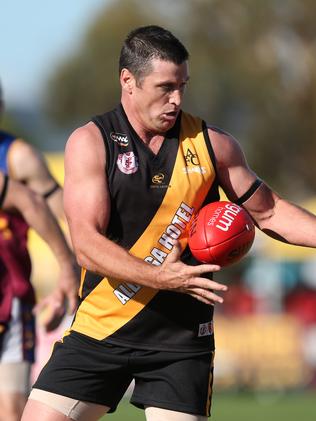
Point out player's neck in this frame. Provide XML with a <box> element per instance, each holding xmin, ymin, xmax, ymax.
<box><xmin>121</xmin><ymin>100</ymin><xmax>165</xmax><ymax>152</ymax></box>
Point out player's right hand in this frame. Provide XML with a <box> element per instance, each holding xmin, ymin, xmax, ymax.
<box><xmin>155</xmin><ymin>241</ymin><xmax>228</xmax><ymax>305</ymax></box>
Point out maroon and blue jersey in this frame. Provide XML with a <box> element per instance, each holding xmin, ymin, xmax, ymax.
<box><xmin>0</xmin><ymin>131</ymin><xmax>34</xmax><ymax>325</ymax></box>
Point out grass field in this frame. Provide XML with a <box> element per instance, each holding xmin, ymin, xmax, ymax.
<box><xmin>101</xmin><ymin>391</ymin><xmax>315</xmax><ymax>420</ymax></box>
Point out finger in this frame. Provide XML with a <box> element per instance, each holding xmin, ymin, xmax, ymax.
<box><xmin>32</xmin><ymin>297</ymin><xmax>50</xmax><ymax>315</ymax></box>
<box><xmin>32</xmin><ymin>302</ymin><xmax>44</xmax><ymax>316</ymax></box>
<box><xmin>35</xmin><ymin>302</ymin><xmax>63</xmax><ymax>331</ymax></box>
<box><xmin>34</xmin><ymin>296</ymin><xmax>63</xmax><ymax>319</ymax></box>
<box><xmin>42</xmin><ymin>311</ymin><xmax>55</xmax><ymax>329</ymax></box>
<box><xmin>188</xmin><ymin>277</ymin><xmax>228</xmax><ymax>292</ymax></box>
<box><xmin>189</xmin><ymin>288</ymin><xmax>224</xmax><ymax>304</ymax></box>
<box><xmin>44</xmin><ymin>309</ymin><xmax>65</xmax><ymax>332</ymax></box>
<box><xmin>164</xmin><ymin>240</ymin><xmax>181</xmax><ymax>263</ymax></box>
<box><xmin>192</xmin><ymin>263</ymin><xmax>221</xmax><ymax>275</ymax></box>
<box><xmin>189</xmin><ymin>293</ymin><xmax>213</xmax><ymax>306</ymax></box>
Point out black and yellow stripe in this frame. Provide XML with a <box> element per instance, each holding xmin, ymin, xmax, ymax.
<box><xmin>69</xmin><ymin>107</ymin><xmax>219</xmax><ymax>352</ymax></box>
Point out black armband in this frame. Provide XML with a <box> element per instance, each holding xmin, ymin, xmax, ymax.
<box><xmin>0</xmin><ymin>175</ymin><xmax>9</xmax><ymax>208</ymax></box>
<box><xmin>43</xmin><ymin>182</ymin><xmax>60</xmax><ymax>199</ymax></box>
<box><xmin>235</xmin><ymin>179</ymin><xmax>263</xmax><ymax>205</ymax></box>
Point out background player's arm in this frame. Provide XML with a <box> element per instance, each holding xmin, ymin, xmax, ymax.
<box><xmin>7</xmin><ymin>139</ymin><xmax>64</xmax><ymax>220</ymax></box>
<box><xmin>0</xmin><ymin>172</ymin><xmax>78</xmax><ymax>330</ymax></box>
<box><xmin>209</xmin><ymin>127</ymin><xmax>316</xmax><ymax>246</ymax></box>
<box><xmin>64</xmin><ymin>123</ymin><xmax>227</xmax><ymax>305</ymax></box>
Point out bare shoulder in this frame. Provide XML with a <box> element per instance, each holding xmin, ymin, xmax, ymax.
<box><xmin>207</xmin><ymin>125</ymin><xmax>246</xmax><ymax>168</ymax></box>
<box><xmin>9</xmin><ymin>138</ymin><xmax>35</xmax><ymax>155</ymax></box>
<box><xmin>7</xmin><ymin>138</ymin><xmax>51</xmax><ymax>182</ymax></box>
<box><xmin>65</xmin><ymin>122</ymin><xmax>105</xmax><ymax>160</ymax></box>
<box><xmin>8</xmin><ymin>138</ymin><xmax>40</xmax><ymax>167</ymax></box>
<box><xmin>206</xmin><ymin>125</ymin><xmax>261</xmax><ymax>202</ymax></box>
<box><xmin>208</xmin><ymin>126</ymin><xmax>241</xmax><ymax>153</ymax></box>
<box><xmin>64</xmin><ymin>122</ymin><xmax>106</xmax><ymax>179</ymax></box>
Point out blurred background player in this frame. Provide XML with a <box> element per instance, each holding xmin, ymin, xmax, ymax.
<box><xmin>0</xmin><ymin>83</ymin><xmax>78</xmax><ymax>421</ymax></box>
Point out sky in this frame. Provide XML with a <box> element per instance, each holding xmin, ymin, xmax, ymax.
<box><xmin>1</xmin><ymin>0</ymin><xmax>108</xmax><ymax>107</ymax></box>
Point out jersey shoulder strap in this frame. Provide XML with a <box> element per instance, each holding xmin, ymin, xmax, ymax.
<box><xmin>91</xmin><ymin>105</ymin><xmax>126</xmax><ymax>176</ymax></box>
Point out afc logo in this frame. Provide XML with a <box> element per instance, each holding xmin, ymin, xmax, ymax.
<box><xmin>185</xmin><ymin>148</ymin><xmax>200</xmax><ymax>166</ymax></box>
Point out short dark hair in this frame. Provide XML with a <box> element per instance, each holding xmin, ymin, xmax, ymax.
<box><xmin>119</xmin><ymin>25</ymin><xmax>189</xmax><ymax>85</ymax></box>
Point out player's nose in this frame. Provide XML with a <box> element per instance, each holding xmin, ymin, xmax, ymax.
<box><xmin>169</xmin><ymin>89</ymin><xmax>182</xmax><ymax>107</ymax></box>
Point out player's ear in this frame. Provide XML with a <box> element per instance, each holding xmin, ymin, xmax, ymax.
<box><xmin>120</xmin><ymin>68</ymin><xmax>135</xmax><ymax>94</ymax></box>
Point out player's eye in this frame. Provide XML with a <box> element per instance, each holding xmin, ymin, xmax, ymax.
<box><xmin>160</xmin><ymin>84</ymin><xmax>173</xmax><ymax>93</ymax></box>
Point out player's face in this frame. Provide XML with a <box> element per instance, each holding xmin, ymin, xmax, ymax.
<box><xmin>133</xmin><ymin>58</ymin><xmax>189</xmax><ymax>134</ymax></box>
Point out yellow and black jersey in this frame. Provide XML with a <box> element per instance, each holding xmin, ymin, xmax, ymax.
<box><xmin>70</xmin><ymin>104</ymin><xmax>220</xmax><ymax>352</ymax></box>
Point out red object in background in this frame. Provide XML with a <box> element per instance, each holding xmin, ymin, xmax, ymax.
<box><xmin>285</xmin><ymin>287</ymin><xmax>316</xmax><ymax>326</ymax></box>
<box><xmin>220</xmin><ymin>278</ymin><xmax>258</xmax><ymax>316</ymax></box>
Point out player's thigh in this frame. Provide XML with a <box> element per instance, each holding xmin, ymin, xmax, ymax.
<box><xmin>22</xmin><ymin>389</ymin><xmax>110</xmax><ymax>421</ymax></box>
<box><xmin>32</xmin><ymin>332</ymin><xmax>133</xmax><ymax>412</ymax></box>
<box><xmin>0</xmin><ymin>361</ymin><xmax>31</xmax><ymax>393</ymax></box>
<box><xmin>145</xmin><ymin>406</ymin><xmax>208</xmax><ymax>421</ymax></box>
<box><xmin>0</xmin><ymin>391</ymin><xmax>27</xmax><ymax>421</ymax></box>
<box><xmin>0</xmin><ymin>361</ymin><xmax>31</xmax><ymax>420</ymax></box>
<box><xmin>0</xmin><ymin>309</ymin><xmax>33</xmax><ymax>420</ymax></box>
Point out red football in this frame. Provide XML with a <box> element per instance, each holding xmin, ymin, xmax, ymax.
<box><xmin>188</xmin><ymin>201</ymin><xmax>255</xmax><ymax>267</ymax></box>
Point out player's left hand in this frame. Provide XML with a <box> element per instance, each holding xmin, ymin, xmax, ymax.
<box><xmin>33</xmin><ymin>289</ymin><xmax>66</xmax><ymax>332</ymax></box>
<box><xmin>33</xmin><ymin>261</ymin><xmax>79</xmax><ymax>332</ymax></box>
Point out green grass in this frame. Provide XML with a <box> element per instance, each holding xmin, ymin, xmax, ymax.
<box><xmin>211</xmin><ymin>391</ymin><xmax>315</xmax><ymax>421</ymax></box>
<box><xmin>101</xmin><ymin>391</ymin><xmax>315</xmax><ymax>420</ymax></box>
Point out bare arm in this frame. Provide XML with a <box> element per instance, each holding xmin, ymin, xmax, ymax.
<box><xmin>64</xmin><ymin>123</ymin><xmax>227</xmax><ymax>305</ymax></box>
<box><xmin>209</xmin><ymin>127</ymin><xmax>316</xmax><ymax>247</ymax></box>
<box><xmin>0</xmin><ymin>173</ymin><xmax>78</xmax><ymax>330</ymax></box>
<box><xmin>2</xmin><ymin>175</ymin><xmax>72</xmax><ymax>267</ymax></box>
<box><xmin>7</xmin><ymin>139</ymin><xmax>64</xmax><ymax>220</ymax></box>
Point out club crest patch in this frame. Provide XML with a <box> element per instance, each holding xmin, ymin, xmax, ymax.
<box><xmin>117</xmin><ymin>152</ymin><xmax>138</xmax><ymax>174</ymax></box>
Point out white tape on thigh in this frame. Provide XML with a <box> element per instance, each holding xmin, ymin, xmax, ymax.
<box><xmin>145</xmin><ymin>406</ymin><xmax>208</xmax><ymax>421</ymax></box>
<box><xmin>29</xmin><ymin>389</ymin><xmax>109</xmax><ymax>421</ymax></box>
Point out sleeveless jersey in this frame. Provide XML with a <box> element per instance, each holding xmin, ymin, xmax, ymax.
<box><xmin>70</xmin><ymin>105</ymin><xmax>220</xmax><ymax>352</ymax></box>
<box><xmin>0</xmin><ymin>131</ymin><xmax>33</xmax><ymax>325</ymax></box>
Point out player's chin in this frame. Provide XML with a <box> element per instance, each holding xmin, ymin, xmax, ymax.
<box><xmin>158</xmin><ymin>118</ymin><xmax>177</xmax><ymax>132</ymax></box>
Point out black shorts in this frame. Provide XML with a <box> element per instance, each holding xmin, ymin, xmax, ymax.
<box><xmin>33</xmin><ymin>331</ymin><xmax>215</xmax><ymax>416</ymax></box>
